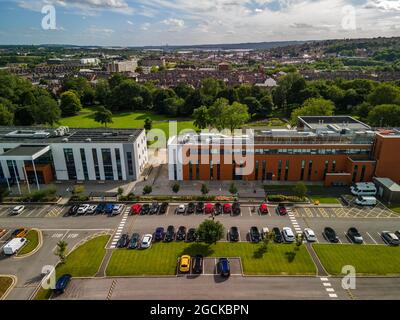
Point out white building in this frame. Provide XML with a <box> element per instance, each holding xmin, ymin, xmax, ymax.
<box><xmin>80</xmin><ymin>58</ymin><xmax>101</xmax><ymax>66</ymax></box>
<box><xmin>107</xmin><ymin>59</ymin><xmax>138</xmax><ymax>73</ymax></box>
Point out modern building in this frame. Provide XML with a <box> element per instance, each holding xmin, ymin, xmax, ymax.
<box><xmin>107</xmin><ymin>59</ymin><xmax>138</xmax><ymax>73</ymax></box>
<box><xmin>0</xmin><ymin>127</ymin><xmax>147</xmax><ymax>192</ymax></box>
<box><xmin>373</xmin><ymin>177</ymin><xmax>400</xmax><ymax>204</ymax></box>
<box><xmin>168</xmin><ymin>116</ymin><xmax>400</xmax><ymax>186</ymax></box>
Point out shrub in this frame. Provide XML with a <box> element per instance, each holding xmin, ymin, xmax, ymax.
<box><xmin>117</xmin><ymin>187</ymin><xmax>124</xmax><ymax>196</ymax></box>
<box><xmin>293</xmin><ymin>182</ymin><xmax>308</xmax><ymax>198</ymax></box>
<box><xmin>201</xmin><ymin>183</ymin><xmax>209</xmax><ymax>195</ymax></box>
<box><xmin>267</xmin><ymin>194</ymin><xmax>307</xmax><ymax>203</ymax></box>
<box><xmin>172</xmin><ymin>183</ymin><xmax>180</xmax><ymax>193</ymax></box>
<box><xmin>142</xmin><ymin>185</ymin><xmax>152</xmax><ymax>195</ymax></box>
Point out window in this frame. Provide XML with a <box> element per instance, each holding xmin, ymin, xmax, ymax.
<box><xmin>277</xmin><ymin>160</ymin><xmax>282</xmax><ymax>181</ymax></box>
<box><xmin>80</xmin><ymin>149</ymin><xmax>89</xmax><ymax>180</ymax></box>
<box><xmin>300</xmin><ymin>160</ymin><xmax>305</xmax><ymax>180</ymax></box>
<box><xmin>262</xmin><ymin>160</ymin><xmax>266</xmax><ymax>181</ymax></box>
<box><xmin>255</xmin><ymin>160</ymin><xmax>259</xmax><ymax>180</ymax></box>
<box><xmin>115</xmin><ymin>149</ymin><xmax>122</xmax><ymax>180</ymax></box>
<box><xmin>7</xmin><ymin>160</ymin><xmax>19</xmax><ymax>180</ymax></box>
<box><xmin>307</xmin><ymin>160</ymin><xmax>313</xmax><ymax>181</ymax></box>
<box><xmin>284</xmin><ymin>160</ymin><xmax>289</xmax><ymax>181</ymax></box>
<box><xmin>173</xmin><ymin>164</ymin><xmax>177</xmax><ymax>180</ymax></box>
<box><xmin>352</xmin><ymin>165</ymin><xmax>358</xmax><ymax>183</ymax></box>
<box><xmin>126</xmin><ymin>152</ymin><xmax>134</xmax><ymax>176</ymax></box>
<box><xmin>189</xmin><ymin>161</ymin><xmax>193</xmax><ymax>180</ymax></box>
<box><xmin>360</xmin><ymin>165</ymin><xmax>366</xmax><ymax>182</ymax></box>
<box><xmin>332</xmin><ymin>160</ymin><xmax>336</xmax><ymax>172</ymax></box>
<box><xmin>63</xmin><ymin>148</ymin><xmax>77</xmax><ymax>180</ymax></box>
<box><xmin>196</xmin><ymin>161</ymin><xmax>200</xmax><ymax>180</ymax></box>
<box><xmin>92</xmin><ymin>149</ymin><xmax>100</xmax><ymax>180</ymax></box>
<box><xmin>217</xmin><ymin>163</ymin><xmax>221</xmax><ymax>180</ymax></box>
<box><xmin>101</xmin><ymin>149</ymin><xmax>114</xmax><ymax>181</ymax></box>
<box><xmin>324</xmin><ymin>160</ymin><xmax>329</xmax><ymax>178</ymax></box>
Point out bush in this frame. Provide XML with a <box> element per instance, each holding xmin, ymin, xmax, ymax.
<box><xmin>119</xmin><ymin>192</ymin><xmax>137</xmax><ymax>201</ymax></box>
<box><xmin>229</xmin><ymin>183</ymin><xmax>238</xmax><ymax>195</ymax></box>
<box><xmin>117</xmin><ymin>187</ymin><xmax>124</xmax><ymax>196</ymax></box>
<box><xmin>142</xmin><ymin>185</ymin><xmax>152</xmax><ymax>195</ymax></box>
<box><xmin>201</xmin><ymin>183</ymin><xmax>209</xmax><ymax>195</ymax></box>
<box><xmin>172</xmin><ymin>183</ymin><xmax>180</xmax><ymax>193</ymax></box>
<box><xmin>293</xmin><ymin>182</ymin><xmax>307</xmax><ymax>198</ymax></box>
<box><xmin>72</xmin><ymin>185</ymin><xmax>85</xmax><ymax>195</ymax></box>
<box><xmin>267</xmin><ymin>194</ymin><xmax>307</xmax><ymax>203</ymax></box>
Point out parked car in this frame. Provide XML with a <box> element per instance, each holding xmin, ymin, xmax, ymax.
<box><xmin>217</xmin><ymin>258</ymin><xmax>230</xmax><ymax>277</ymax></box>
<box><xmin>11</xmin><ymin>227</ymin><xmax>28</xmax><ymax>238</ymax></box>
<box><xmin>150</xmin><ymin>202</ymin><xmax>160</xmax><ymax>215</ymax></box>
<box><xmin>324</xmin><ymin>227</ymin><xmax>339</xmax><ymax>243</ymax></box>
<box><xmin>232</xmin><ymin>201</ymin><xmax>241</xmax><ymax>215</ymax></box>
<box><xmin>179</xmin><ymin>255</ymin><xmax>191</xmax><ymax>273</ymax></box>
<box><xmin>0</xmin><ymin>228</ymin><xmax>7</xmax><ymax>239</ymax></box>
<box><xmin>86</xmin><ymin>205</ymin><xmax>97</xmax><ymax>214</ymax></box>
<box><xmin>95</xmin><ymin>203</ymin><xmax>106</xmax><ymax>214</ymax></box>
<box><xmin>261</xmin><ymin>227</ymin><xmax>269</xmax><ymax>239</ymax></box>
<box><xmin>159</xmin><ymin>202</ymin><xmax>168</xmax><ymax>214</ymax></box>
<box><xmin>214</xmin><ymin>203</ymin><xmax>223</xmax><ymax>215</ymax></box>
<box><xmin>130</xmin><ymin>203</ymin><xmax>142</xmax><ymax>215</ymax></box>
<box><xmin>128</xmin><ymin>233</ymin><xmax>140</xmax><ymax>249</ymax></box>
<box><xmin>259</xmin><ymin>203</ymin><xmax>269</xmax><ymax>215</ymax></box>
<box><xmin>176</xmin><ymin>204</ymin><xmax>186</xmax><ymax>214</ymax></box>
<box><xmin>196</xmin><ymin>202</ymin><xmax>204</xmax><ymax>214</ymax></box>
<box><xmin>165</xmin><ymin>225</ymin><xmax>175</xmax><ymax>242</ymax></box>
<box><xmin>77</xmin><ymin>204</ymin><xmax>90</xmax><ymax>215</ymax></box>
<box><xmin>54</xmin><ymin>274</ymin><xmax>72</xmax><ymax>294</ymax></box>
<box><xmin>347</xmin><ymin>227</ymin><xmax>363</xmax><ymax>244</ymax></box>
<box><xmin>229</xmin><ymin>226</ymin><xmax>239</xmax><ymax>242</ymax></box>
<box><xmin>111</xmin><ymin>204</ymin><xmax>125</xmax><ymax>216</ymax></box>
<box><xmin>276</xmin><ymin>204</ymin><xmax>288</xmax><ymax>216</ymax></box>
<box><xmin>68</xmin><ymin>205</ymin><xmax>79</xmax><ymax>216</ymax></box>
<box><xmin>249</xmin><ymin>226</ymin><xmax>261</xmax><ymax>243</ymax></box>
<box><xmin>381</xmin><ymin>231</ymin><xmax>400</xmax><ymax>246</ymax></box>
<box><xmin>395</xmin><ymin>230</ymin><xmax>400</xmax><ymax>239</ymax></box>
<box><xmin>223</xmin><ymin>203</ymin><xmax>232</xmax><ymax>214</ymax></box>
<box><xmin>187</xmin><ymin>228</ymin><xmax>197</xmax><ymax>242</ymax></box>
<box><xmin>3</xmin><ymin>237</ymin><xmax>27</xmax><ymax>255</ymax></box>
<box><xmin>355</xmin><ymin>196</ymin><xmax>377</xmax><ymax>206</ymax></box>
<box><xmin>154</xmin><ymin>227</ymin><xmax>165</xmax><ymax>241</ymax></box>
<box><xmin>11</xmin><ymin>205</ymin><xmax>25</xmax><ymax>216</ymax></box>
<box><xmin>204</xmin><ymin>203</ymin><xmax>214</xmax><ymax>214</ymax></box>
<box><xmin>303</xmin><ymin>228</ymin><xmax>317</xmax><ymax>242</ymax></box>
<box><xmin>282</xmin><ymin>227</ymin><xmax>295</xmax><ymax>243</ymax></box>
<box><xmin>192</xmin><ymin>255</ymin><xmax>203</xmax><ymax>274</ymax></box>
<box><xmin>141</xmin><ymin>204</ymin><xmax>151</xmax><ymax>215</ymax></box>
<box><xmin>104</xmin><ymin>204</ymin><xmax>114</xmax><ymax>215</ymax></box>
<box><xmin>186</xmin><ymin>202</ymin><xmax>195</xmax><ymax>214</ymax></box>
<box><xmin>140</xmin><ymin>234</ymin><xmax>153</xmax><ymax>249</ymax></box>
<box><xmin>176</xmin><ymin>226</ymin><xmax>187</xmax><ymax>241</ymax></box>
<box><xmin>272</xmin><ymin>227</ymin><xmax>283</xmax><ymax>243</ymax></box>
<box><xmin>117</xmin><ymin>234</ymin><xmax>130</xmax><ymax>248</ymax></box>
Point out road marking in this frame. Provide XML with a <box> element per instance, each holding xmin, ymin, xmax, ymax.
<box><xmin>326</xmin><ymin>288</ymin><xmax>335</xmax><ymax>292</ymax></box>
<box><xmin>323</xmin><ymin>282</ymin><xmax>331</xmax><ymax>287</ymax></box>
<box><xmin>329</xmin><ymin>293</ymin><xmax>338</xmax><ymax>298</ymax></box>
<box><xmin>366</xmin><ymin>232</ymin><xmax>377</xmax><ymax>244</ymax></box>
<box><xmin>320</xmin><ymin>277</ymin><xmax>329</xmax><ymax>281</ymax></box>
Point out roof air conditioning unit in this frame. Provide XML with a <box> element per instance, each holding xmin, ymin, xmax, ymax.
<box><xmin>62</xmin><ymin>138</ymin><xmax>69</xmax><ymax>142</ymax></box>
<box><xmin>85</xmin><ymin>138</ymin><xmax>92</xmax><ymax>142</ymax></box>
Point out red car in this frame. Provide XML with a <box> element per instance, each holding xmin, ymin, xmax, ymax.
<box><xmin>223</xmin><ymin>203</ymin><xmax>232</xmax><ymax>214</ymax></box>
<box><xmin>205</xmin><ymin>203</ymin><xmax>214</xmax><ymax>214</ymax></box>
<box><xmin>259</xmin><ymin>203</ymin><xmax>269</xmax><ymax>215</ymax></box>
<box><xmin>130</xmin><ymin>204</ymin><xmax>142</xmax><ymax>215</ymax></box>
<box><xmin>276</xmin><ymin>204</ymin><xmax>287</xmax><ymax>216</ymax></box>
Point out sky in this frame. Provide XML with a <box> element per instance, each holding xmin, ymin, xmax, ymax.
<box><xmin>0</xmin><ymin>0</ymin><xmax>399</xmax><ymax>46</ymax></box>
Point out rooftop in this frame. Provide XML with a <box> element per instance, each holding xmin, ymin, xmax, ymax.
<box><xmin>374</xmin><ymin>177</ymin><xmax>400</xmax><ymax>192</ymax></box>
<box><xmin>298</xmin><ymin>116</ymin><xmax>371</xmax><ymax>132</ymax></box>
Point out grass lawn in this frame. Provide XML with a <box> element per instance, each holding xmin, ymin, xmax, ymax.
<box><xmin>106</xmin><ymin>242</ymin><xmax>316</xmax><ymax>276</ymax></box>
<box><xmin>263</xmin><ymin>185</ymin><xmax>340</xmax><ymax>204</ymax></box>
<box><xmin>58</xmin><ymin>108</ymin><xmax>197</xmax><ymax>138</ymax></box>
<box><xmin>0</xmin><ymin>277</ymin><xmax>13</xmax><ymax>299</ymax></box>
<box><xmin>313</xmin><ymin>244</ymin><xmax>400</xmax><ymax>276</ymax></box>
<box><xmin>388</xmin><ymin>204</ymin><xmax>400</xmax><ymax>215</ymax></box>
<box><xmin>17</xmin><ymin>230</ymin><xmax>40</xmax><ymax>256</ymax></box>
<box><xmin>33</xmin><ymin>234</ymin><xmax>110</xmax><ymax>300</ymax></box>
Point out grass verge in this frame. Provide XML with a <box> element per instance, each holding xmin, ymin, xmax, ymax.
<box><xmin>313</xmin><ymin>244</ymin><xmax>400</xmax><ymax>276</ymax></box>
<box><xmin>0</xmin><ymin>277</ymin><xmax>13</xmax><ymax>299</ymax></box>
<box><xmin>17</xmin><ymin>230</ymin><xmax>40</xmax><ymax>256</ymax></box>
<box><xmin>106</xmin><ymin>242</ymin><xmax>316</xmax><ymax>276</ymax></box>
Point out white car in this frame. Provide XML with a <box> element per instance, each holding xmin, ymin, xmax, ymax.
<box><xmin>177</xmin><ymin>204</ymin><xmax>186</xmax><ymax>214</ymax></box>
<box><xmin>261</xmin><ymin>227</ymin><xmax>269</xmax><ymax>239</ymax></box>
<box><xmin>112</xmin><ymin>204</ymin><xmax>125</xmax><ymax>216</ymax></box>
<box><xmin>77</xmin><ymin>204</ymin><xmax>90</xmax><ymax>214</ymax></box>
<box><xmin>11</xmin><ymin>205</ymin><xmax>25</xmax><ymax>215</ymax></box>
<box><xmin>282</xmin><ymin>227</ymin><xmax>295</xmax><ymax>243</ymax></box>
<box><xmin>86</xmin><ymin>205</ymin><xmax>97</xmax><ymax>214</ymax></box>
<box><xmin>303</xmin><ymin>228</ymin><xmax>317</xmax><ymax>242</ymax></box>
<box><xmin>140</xmin><ymin>234</ymin><xmax>153</xmax><ymax>249</ymax></box>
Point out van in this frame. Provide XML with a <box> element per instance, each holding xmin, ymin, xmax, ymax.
<box><xmin>350</xmin><ymin>183</ymin><xmax>377</xmax><ymax>196</ymax></box>
<box><xmin>3</xmin><ymin>237</ymin><xmax>27</xmax><ymax>255</ymax></box>
<box><xmin>355</xmin><ymin>196</ymin><xmax>377</xmax><ymax>206</ymax></box>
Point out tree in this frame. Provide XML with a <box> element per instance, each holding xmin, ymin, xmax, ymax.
<box><xmin>290</xmin><ymin>98</ymin><xmax>335</xmax><ymax>125</ymax></box>
<box><xmin>172</xmin><ymin>182</ymin><xmax>180</xmax><ymax>193</ymax></box>
<box><xmin>71</xmin><ymin>185</ymin><xmax>85</xmax><ymax>195</ymax></box>
<box><xmin>95</xmin><ymin>79</ymin><xmax>110</xmax><ymax>105</ymax></box>
<box><xmin>196</xmin><ymin>220</ymin><xmax>224</xmax><ymax>244</ymax></box>
<box><xmin>0</xmin><ymin>103</ymin><xmax>14</xmax><ymax>125</ymax></box>
<box><xmin>144</xmin><ymin>117</ymin><xmax>153</xmax><ymax>131</ymax></box>
<box><xmin>152</xmin><ymin>88</ymin><xmax>177</xmax><ymax>114</ymax></box>
<box><xmin>0</xmin><ymin>187</ymin><xmax>10</xmax><ymax>203</ymax></box>
<box><xmin>259</xmin><ymin>94</ymin><xmax>274</xmax><ymax>117</ymax></box>
<box><xmin>94</xmin><ymin>106</ymin><xmax>113</xmax><ymax>127</ymax></box>
<box><xmin>55</xmin><ymin>240</ymin><xmax>68</xmax><ymax>264</ymax></box>
<box><xmin>33</xmin><ymin>95</ymin><xmax>61</xmax><ymax>126</ymax></box>
<box><xmin>60</xmin><ymin>90</ymin><xmax>82</xmax><ymax>117</ymax></box>
<box><xmin>221</xmin><ymin>102</ymin><xmax>250</xmax><ymax>133</ymax></box>
<box><xmin>165</xmin><ymin>96</ymin><xmax>184</xmax><ymax>116</ymax></box>
<box><xmin>192</xmin><ymin>106</ymin><xmax>210</xmax><ymax>130</ymax></box>
<box><xmin>368</xmin><ymin>83</ymin><xmax>400</xmax><ymax>106</ymax></box>
<box><xmin>229</xmin><ymin>183</ymin><xmax>238</xmax><ymax>195</ymax></box>
<box><xmin>108</xmin><ymin>80</ymin><xmax>145</xmax><ymax>112</ymax></box>
<box><xmin>208</xmin><ymin>98</ymin><xmax>229</xmax><ymax>130</ymax></box>
<box><xmin>143</xmin><ymin>185</ymin><xmax>152</xmax><ymax>195</ymax></box>
<box><xmin>367</xmin><ymin>104</ymin><xmax>400</xmax><ymax>127</ymax></box>
<box><xmin>201</xmin><ymin>183</ymin><xmax>209</xmax><ymax>195</ymax></box>
<box><xmin>109</xmin><ymin>73</ymin><xmax>127</xmax><ymax>90</ymax></box>
<box><xmin>243</xmin><ymin>96</ymin><xmax>261</xmax><ymax>118</ymax></box>
<box><xmin>293</xmin><ymin>182</ymin><xmax>308</xmax><ymax>199</ymax></box>
<box><xmin>117</xmin><ymin>187</ymin><xmax>124</xmax><ymax>196</ymax></box>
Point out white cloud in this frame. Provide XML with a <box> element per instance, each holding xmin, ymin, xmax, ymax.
<box><xmin>87</xmin><ymin>26</ymin><xmax>115</xmax><ymax>34</ymax></box>
<box><xmin>365</xmin><ymin>0</ymin><xmax>400</xmax><ymax>11</ymax></box>
<box><xmin>127</xmin><ymin>20</ymin><xmax>133</xmax><ymax>25</ymax></box>
<box><xmin>162</xmin><ymin>18</ymin><xmax>185</xmax><ymax>31</ymax></box>
<box><xmin>141</xmin><ymin>22</ymin><xmax>151</xmax><ymax>31</ymax></box>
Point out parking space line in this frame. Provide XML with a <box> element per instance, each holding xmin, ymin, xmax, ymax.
<box><xmin>366</xmin><ymin>232</ymin><xmax>377</xmax><ymax>244</ymax></box>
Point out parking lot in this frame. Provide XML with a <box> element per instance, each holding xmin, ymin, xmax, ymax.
<box><xmin>0</xmin><ymin>204</ymin><xmax>65</xmax><ymax>219</ymax></box>
<box><xmin>177</xmin><ymin>257</ymin><xmax>242</xmax><ymax>276</ymax></box>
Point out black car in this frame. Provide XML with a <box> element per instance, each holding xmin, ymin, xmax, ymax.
<box><xmin>187</xmin><ymin>202</ymin><xmax>196</xmax><ymax>214</ymax></box>
<box><xmin>229</xmin><ymin>226</ymin><xmax>239</xmax><ymax>242</ymax></box>
<box><xmin>117</xmin><ymin>234</ymin><xmax>130</xmax><ymax>248</ymax></box>
<box><xmin>176</xmin><ymin>226</ymin><xmax>187</xmax><ymax>241</ymax></box>
<box><xmin>214</xmin><ymin>203</ymin><xmax>223</xmax><ymax>215</ymax></box>
<box><xmin>232</xmin><ymin>201</ymin><xmax>241</xmax><ymax>215</ymax></box>
<box><xmin>128</xmin><ymin>233</ymin><xmax>140</xmax><ymax>249</ymax></box>
<box><xmin>192</xmin><ymin>255</ymin><xmax>203</xmax><ymax>274</ymax></box>
<box><xmin>95</xmin><ymin>203</ymin><xmax>106</xmax><ymax>214</ymax></box>
<box><xmin>217</xmin><ymin>258</ymin><xmax>230</xmax><ymax>277</ymax></box>
<box><xmin>165</xmin><ymin>225</ymin><xmax>175</xmax><ymax>242</ymax></box>
<box><xmin>150</xmin><ymin>202</ymin><xmax>160</xmax><ymax>215</ymax></box>
<box><xmin>324</xmin><ymin>227</ymin><xmax>339</xmax><ymax>243</ymax></box>
<box><xmin>68</xmin><ymin>205</ymin><xmax>79</xmax><ymax>216</ymax></box>
<box><xmin>196</xmin><ymin>202</ymin><xmax>204</xmax><ymax>214</ymax></box>
<box><xmin>347</xmin><ymin>227</ymin><xmax>363</xmax><ymax>244</ymax></box>
<box><xmin>187</xmin><ymin>228</ymin><xmax>197</xmax><ymax>242</ymax></box>
<box><xmin>141</xmin><ymin>204</ymin><xmax>151</xmax><ymax>215</ymax></box>
<box><xmin>272</xmin><ymin>227</ymin><xmax>283</xmax><ymax>243</ymax></box>
<box><xmin>249</xmin><ymin>226</ymin><xmax>261</xmax><ymax>243</ymax></box>
<box><xmin>159</xmin><ymin>202</ymin><xmax>168</xmax><ymax>214</ymax></box>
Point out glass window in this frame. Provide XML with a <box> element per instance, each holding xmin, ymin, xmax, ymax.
<box><xmin>101</xmin><ymin>149</ymin><xmax>114</xmax><ymax>181</ymax></box>
<box><xmin>126</xmin><ymin>152</ymin><xmax>134</xmax><ymax>176</ymax></box>
<box><xmin>80</xmin><ymin>149</ymin><xmax>89</xmax><ymax>180</ymax></box>
<box><xmin>115</xmin><ymin>149</ymin><xmax>122</xmax><ymax>180</ymax></box>
<box><xmin>63</xmin><ymin>148</ymin><xmax>77</xmax><ymax>180</ymax></box>
<box><xmin>92</xmin><ymin>149</ymin><xmax>101</xmax><ymax>180</ymax></box>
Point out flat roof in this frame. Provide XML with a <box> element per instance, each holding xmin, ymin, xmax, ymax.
<box><xmin>0</xmin><ymin>145</ymin><xmax>50</xmax><ymax>160</ymax></box>
<box><xmin>298</xmin><ymin>116</ymin><xmax>371</xmax><ymax>131</ymax></box>
<box><xmin>374</xmin><ymin>177</ymin><xmax>400</xmax><ymax>192</ymax></box>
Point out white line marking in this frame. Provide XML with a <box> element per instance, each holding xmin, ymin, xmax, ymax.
<box><xmin>326</xmin><ymin>288</ymin><xmax>335</xmax><ymax>292</ymax></box>
<box><xmin>323</xmin><ymin>282</ymin><xmax>331</xmax><ymax>287</ymax></box>
<box><xmin>329</xmin><ymin>293</ymin><xmax>338</xmax><ymax>298</ymax></box>
<box><xmin>366</xmin><ymin>232</ymin><xmax>377</xmax><ymax>244</ymax></box>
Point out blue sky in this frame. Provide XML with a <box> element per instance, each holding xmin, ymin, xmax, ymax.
<box><xmin>0</xmin><ymin>0</ymin><xmax>399</xmax><ymax>46</ymax></box>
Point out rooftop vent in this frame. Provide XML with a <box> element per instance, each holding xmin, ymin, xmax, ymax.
<box><xmin>5</xmin><ymin>130</ymin><xmax>51</xmax><ymax>139</ymax></box>
<box><xmin>85</xmin><ymin>138</ymin><xmax>92</xmax><ymax>142</ymax></box>
<box><xmin>62</xmin><ymin>138</ymin><xmax>69</xmax><ymax>143</ymax></box>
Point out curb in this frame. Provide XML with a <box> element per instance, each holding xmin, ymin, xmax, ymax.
<box><xmin>0</xmin><ymin>275</ymin><xmax>17</xmax><ymax>300</ymax></box>
<box><xmin>15</xmin><ymin>229</ymin><xmax>43</xmax><ymax>259</ymax></box>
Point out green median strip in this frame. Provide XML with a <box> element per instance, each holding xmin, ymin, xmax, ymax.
<box><xmin>313</xmin><ymin>244</ymin><xmax>400</xmax><ymax>276</ymax></box>
<box><xmin>0</xmin><ymin>277</ymin><xmax>14</xmax><ymax>299</ymax></box>
<box><xmin>106</xmin><ymin>242</ymin><xmax>316</xmax><ymax>276</ymax></box>
<box><xmin>17</xmin><ymin>230</ymin><xmax>40</xmax><ymax>256</ymax></box>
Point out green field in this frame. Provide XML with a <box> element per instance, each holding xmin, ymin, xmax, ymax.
<box><xmin>34</xmin><ymin>235</ymin><xmax>110</xmax><ymax>300</ymax></box>
<box><xmin>58</xmin><ymin>108</ymin><xmax>197</xmax><ymax>138</ymax></box>
<box><xmin>106</xmin><ymin>242</ymin><xmax>316</xmax><ymax>276</ymax></box>
<box><xmin>313</xmin><ymin>244</ymin><xmax>400</xmax><ymax>276</ymax></box>
<box><xmin>389</xmin><ymin>204</ymin><xmax>400</xmax><ymax>214</ymax></box>
<box><xmin>17</xmin><ymin>230</ymin><xmax>39</xmax><ymax>256</ymax></box>
<box><xmin>0</xmin><ymin>277</ymin><xmax>13</xmax><ymax>299</ymax></box>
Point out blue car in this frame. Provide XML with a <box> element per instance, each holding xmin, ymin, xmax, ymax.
<box><xmin>105</xmin><ymin>204</ymin><xmax>114</xmax><ymax>215</ymax></box>
<box><xmin>217</xmin><ymin>258</ymin><xmax>230</xmax><ymax>277</ymax></box>
<box><xmin>54</xmin><ymin>274</ymin><xmax>72</xmax><ymax>293</ymax></box>
<box><xmin>154</xmin><ymin>227</ymin><xmax>165</xmax><ymax>241</ymax></box>
<box><xmin>95</xmin><ymin>203</ymin><xmax>106</xmax><ymax>214</ymax></box>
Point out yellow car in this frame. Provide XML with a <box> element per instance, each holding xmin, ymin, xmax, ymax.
<box><xmin>179</xmin><ymin>255</ymin><xmax>191</xmax><ymax>273</ymax></box>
